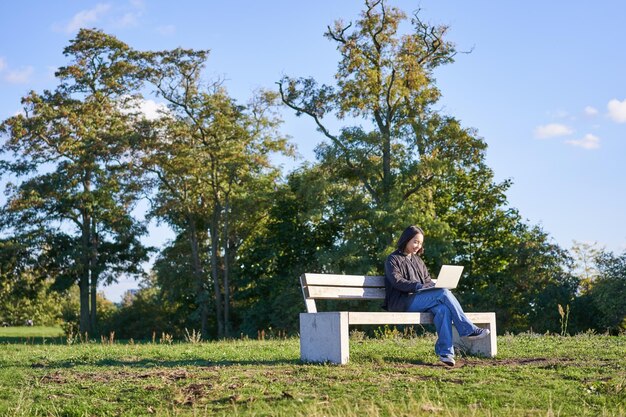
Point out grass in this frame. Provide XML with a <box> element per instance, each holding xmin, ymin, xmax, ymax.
<box><xmin>0</xmin><ymin>326</ymin><xmax>64</xmax><ymax>341</ymax></box>
<box><xmin>0</xmin><ymin>329</ymin><xmax>624</xmax><ymax>416</ymax></box>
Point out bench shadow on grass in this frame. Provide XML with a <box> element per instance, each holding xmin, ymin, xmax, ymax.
<box><xmin>46</xmin><ymin>354</ymin><xmax>447</xmax><ymax>369</ymax></box>
<box><xmin>33</xmin><ymin>357</ymin><xmax>302</xmax><ymax>369</ymax></box>
<box><xmin>6</xmin><ymin>337</ymin><xmax>447</xmax><ymax>368</ymax></box>
<box><xmin>49</xmin><ymin>357</ymin><xmax>442</xmax><ymax>370</ymax></box>
<box><xmin>377</xmin><ymin>357</ymin><xmax>446</xmax><ymax>368</ymax></box>
<box><xmin>93</xmin><ymin>358</ymin><xmax>302</xmax><ymax>368</ymax></box>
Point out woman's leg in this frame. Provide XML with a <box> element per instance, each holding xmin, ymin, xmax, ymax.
<box><xmin>406</xmin><ymin>289</ymin><xmax>481</xmax><ymax>355</ymax></box>
<box><xmin>428</xmin><ymin>303</ymin><xmax>454</xmax><ymax>357</ymax></box>
<box><xmin>406</xmin><ymin>291</ymin><xmax>455</xmax><ymax>357</ymax></box>
<box><xmin>434</xmin><ymin>289</ymin><xmax>478</xmax><ymax>337</ymax></box>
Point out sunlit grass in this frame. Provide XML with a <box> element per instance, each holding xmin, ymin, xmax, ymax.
<box><xmin>0</xmin><ymin>330</ymin><xmax>623</xmax><ymax>416</ymax></box>
<box><xmin>0</xmin><ymin>326</ymin><xmax>64</xmax><ymax>339</ymax></box>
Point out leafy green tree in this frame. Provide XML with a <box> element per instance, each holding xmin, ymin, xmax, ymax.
<box><xmin>135</xmin><ymin>48</ymin><xmax>292</xmax><ymax>338</ymax></box>
<box><xmin>585</xmin><ymin>250</ymin><xmax>626</xmax><ymax>333</ymax></box>
<box><xmin>0</xmin><ymin>29</ymin><xmax>150</xmax><ymax>335</ymax></box>
<box><xmin>273</xmin><ymin>0</ymin><xmax>577</xmax><ymax>335</ymax></box>
<box><xmin>429</xmin><ymin>166</ymin><xmax>577</xmax><ymax>332</ymax></box>
<box><xmin>278</xmin><ymin>0</ymin><xmax>498</xmax><ymax>272</ymax></box>
<box><xmin>236</xmin><ymin>167</ymin><xmax>341</xmax><ymax>335</ymax></box>
<box><xmin>0</xmin><ymin>237</ymin><xmax>65</xmax><ymax>326</ymax></box>
<box><xmin>569</xmin><ymin>240</ymin><xmax>603</xmax><ymax>294</ymax></box>
<box><xmin>466</xmin><ymin>224</ymin><xmax>575</xmax><ymax>333</ymax></box>
<box><xmin>99</xmin><ymin>284</ymin><xmax>184</xmax><ymax>340</ymax></box>
<box><xmin>150</xmin><ymin>234</ymin><xmax>213</xmax><ymax>337</ymax></box>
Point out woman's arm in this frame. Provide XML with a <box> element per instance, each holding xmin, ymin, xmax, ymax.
<box><xmin>384</xmin><ymin>255</ymin><xmax>423</xmax><ymax>292</ymax></box>
<box><xmin>415</xmin><ymin>256</ymin><xmax>435</xmax><ymax>287</ymax></box>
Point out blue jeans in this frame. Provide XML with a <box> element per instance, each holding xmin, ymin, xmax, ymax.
<box><xmin>406</xmin><ymin>288</ymin><xmax>479</xmax><ymax>357</ymax></box>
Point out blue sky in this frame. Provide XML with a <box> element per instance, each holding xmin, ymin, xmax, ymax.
<box><xmin>1</xmin><ymin>1</ymin><xmax>625</xmax><ymax>301</ymax></box>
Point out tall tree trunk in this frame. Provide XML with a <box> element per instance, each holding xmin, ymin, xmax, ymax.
<box><xmin>187</xmin><ymin>215</ymin><xmax>209</xmax><ymax>339</ymax></box>
<box><xmin>90</xmin><ymin>271</ymin><xmax>97</xmax><ymax>335</ymax></box>
<box><xmin>210</xmin><ymin>205</ymin><xmax>224</xmax><ymax>338</ymax></box>
<box><xmin>79</xmin><ymin>271</ymin><xmax>90</xmax><ymax>336</ymax></box>
<box><xmin>79</xmin><ymin>212</ymin><xmax>91</xmax><ymax>337</ymax></box>
<box><xmin>382</xmin><ymin>130</ymin><xmax>391</xmax><ymax>202</ymax></box>
<box><xmin>382</xmin><ymin>130</ymin><xmax>393</xmax><ymax>249</ymax></box>
<box><xmin>222</xmin><ymin>195</ymin><xmax>230</xmax><ymax>337</ymax></box>
<box><xmin>89</xmin><ymin>220</ymin><xmax>99</xmax><ymax>336</ymax></box>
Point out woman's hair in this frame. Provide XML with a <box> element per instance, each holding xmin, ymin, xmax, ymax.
<box><xmin>396</xmin><ymin>225</ymin><xmax>425</xmax><ymax>255</ymax></box>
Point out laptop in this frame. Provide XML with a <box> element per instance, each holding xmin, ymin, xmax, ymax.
<box><xmin>417</xmin><ymin>265</ymin><xmax>464</xmax><ymax>291</ymax></box>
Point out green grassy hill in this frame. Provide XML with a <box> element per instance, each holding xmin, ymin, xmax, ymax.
<box><xmin>0</xmin><ymin>330</ymin><xmax>623</xmax><ymax>416</ymax></box>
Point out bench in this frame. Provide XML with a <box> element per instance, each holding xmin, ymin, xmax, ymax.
<box><xmin>299</xmin><ymin>273</ymin><xmax>497</xmax><ymax>364</ymax></box>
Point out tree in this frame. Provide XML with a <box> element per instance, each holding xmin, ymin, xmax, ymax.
<box><xmin>151</xmin><ymin>233</ymin><xmax>213</xmax><ymax>337</ymax></box>
<box><xmin>136</xmin><ymin>48</ymin><xmax>292</xmax><ymax>338</ymax></box>
<box><xmin>427</xmin><ymin>165</ymin><xmax>577</xmax><ymax>332</ymax></box>
<box><xmin>278</xmin><ymin>0</ymin><xmax>504</xmax><ymax>272</ymax></box>
<box><xmin>468</xmin><ymin>224</ymin><xmax>575</xmax><ymax>333</ymax></box>
<box><xmin>0</xmin><ymin>29</ymin><xmax>150</xmax><ymax>335</ymax></box>
<box><xmin>0</xmin><ymin>236</ymin><xmax>65</xmax><ymax>326</ymax></box>
<box><xmin>236</xmin><ymin>167</ymin><xmax>342</xmax><ymax>335</ymax></box>
<box><xmin>272</xmin><ymin>0</ymin><xmax>580</xmax><ymax>336</ymax></box>
<box><xmin>585</xmin><ymin>250</ymin><xmax>626</xmax><ymax>333</ymax></box>
<box><xmin>569</xmin><ymin>240</ymin><xmax>603</xmax><ymax>294</ymax></box>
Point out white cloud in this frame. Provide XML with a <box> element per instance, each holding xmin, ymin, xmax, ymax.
<box><xmin>0</xmin><ymin>57</ymin><xmax>6</xmax><ymax>72</ymax></box>
<box><xmin>121</xmin><ymin>97</ymin><xmax>168</xmax><ymax>120</ymax></box>
<box><xmin>534</xmin><ymin>123</ymin><xmax>574</xmax><ymax>139</ymax></box>
<box><xmin>113</xmin><ymin>0</ymin><xmax>145</xmax><ymax>28</ymax></box>
<box><xmin>61</xmin><ymin>3</ymin><xmax>111</xmax><ymax>33</ymax></box>
<box><xmin>565</xmin><ymin>134</ymin><xmax>600</xmax><ymax>150</ymax></box>
<box><xmin>584</xmin><ymin>106</ymin><xmax>598</xmax><ymax>116</ymax></box>
<box><xmin>137</xmin><ymin>99</ymin><xmax>168</xmax><ymax>120</ymax></box>
<box><xmin>116</xmin><ymin>12</ymin><xmax>139</xmax><ymax>28</ymax></box>
<box><xmin>608</xmin><ymin>99</ymin><xmax>626</xmax><ymax>123</ymax></box>
<box><xmin>4</xmin><ymin>66</ymin><xmax>34</xmax><ymax>84</ymax></box>
<box><xmin>130</xmin><ymin>0</ymin><xmax>146</xmax><ymax>10</ymax></box>
<box><xmin>157</xmin><ymin>25</ymin><xmax>176</xmax><ymax>36</ymax></box>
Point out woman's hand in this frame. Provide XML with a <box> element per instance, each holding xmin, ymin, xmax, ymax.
<box><xmin>423</xmin><ymin>281</ymin><xmax>436</xmax><ymax>289</ymax></box>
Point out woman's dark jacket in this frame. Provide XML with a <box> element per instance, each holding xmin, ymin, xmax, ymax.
<box><xmin>383</xmin><ymin>250</ymin><xmax>433</xmax><ymax>312</ymax></box>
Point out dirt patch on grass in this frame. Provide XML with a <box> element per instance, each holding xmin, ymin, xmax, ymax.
<box><xmin>174</xmin><ymin>382</ymin><xmax>216</xmax><ymax>405</ymax></box>
<box><xmin>37</xmin><ymin>367</ymin><xmax>212</xmax><ymax>385</ymax></box>
<box><xmin>38</xmin><ymin>367</ymin><xmax>227</xmax><ymax>407</ymax></box>
<box><xmin>461</xmin><ymin>357</ymin><xmax>620</xmax><ymax>368</ymax></box>
<box><xmin>382</xmin><ymin>357</ymin><xmax>602</xmax><ymax>370</ymax></box>
<box><xmin>40</xmin><ymin>371</ymin><xmax>67</xmax><ymax>384</ymax></box>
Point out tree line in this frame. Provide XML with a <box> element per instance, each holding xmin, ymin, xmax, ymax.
<box><xmin>1</xmin><ymin>1</ymin><xmax>624</xmax><ymax>338</ymax></box>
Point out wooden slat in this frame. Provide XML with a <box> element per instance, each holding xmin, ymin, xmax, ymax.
<box><xmin>305</xmin><ymin>286</ymin><xmax>385</xmax><ymax>299</ymax></box>
<box><xmin>348</xmin><ymin>312</ymin><xmax>434</xmax><ymax>325</ymax></box>
<box><xmin>463</xmin><ymin>312</ymin><xmax>496</xmax><ymax>323</ymax></box>
<box><xmin>300</xmin><ymin>275</ymin><xmax>317</xmax><ymax>313</ymax></box>
<box><xmin>347</xmin><ymin>312</ymin><xmax>495</xmax><ymax>326</ymax></box>
<box><xmin>302</xmin><ymin>273</ymin><xmax>385</xmax><ymax>287</ymax></box>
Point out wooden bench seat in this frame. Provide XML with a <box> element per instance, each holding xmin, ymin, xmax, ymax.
<box><xmin>299</xmin><ymin>273</ymin><xmax>497</xmax><ymax>364</ymax></box>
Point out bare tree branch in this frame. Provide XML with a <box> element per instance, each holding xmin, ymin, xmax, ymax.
<box><xmin>278</xmin><ymin>80</ymin><xmax>380</xmax><ymax>203</ymax></box>
<box><xmin>402</xmin><ymin>174</ymin><xmax>435</xmax><ymax>201</ymax></box>
<box><xmin>326</xmin><ymin>22</ymin><xmax>352</xmax><ymax>43</ymax></box>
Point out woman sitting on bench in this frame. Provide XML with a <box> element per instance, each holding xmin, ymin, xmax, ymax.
<box><xmin>384</xmin><ymin>225</ymin><xmax>490</xmax><ymax>366</ymax></box>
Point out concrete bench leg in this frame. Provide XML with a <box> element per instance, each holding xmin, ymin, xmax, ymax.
<box><xmin>300</xmin><ymin>312</ymin><xmax>349</xmax><ymax>364</ymax></box>
<box><xmin>453</xmin><ymin>313</ymin><xmax>498</xmax><ymax>357</ymax></box>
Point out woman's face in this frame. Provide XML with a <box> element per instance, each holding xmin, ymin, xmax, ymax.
<box><xmin>404</xmin><ymin>233</ymin><xmax>424</xmax><ymax>255</ymax></box>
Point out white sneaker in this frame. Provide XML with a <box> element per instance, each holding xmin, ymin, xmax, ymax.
<box><xmin>439</xmin><ymin>355</ymin><xmax>456</xmax><ymax>366</ymax></box>
<box><xmin>465</xmin><ymin>328</ymin><xmax>490</xmax><ymax>340</ymax></box>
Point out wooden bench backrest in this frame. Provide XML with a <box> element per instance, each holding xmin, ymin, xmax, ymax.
<box><xmin>300</xmin><ymin>273</ymin><xmax>385</xmax><ymax>313</ymax></box>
